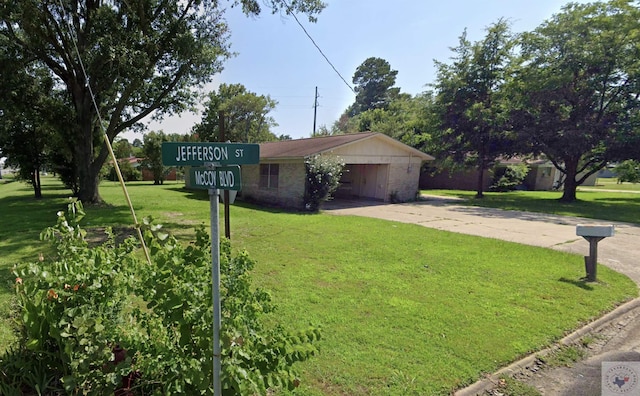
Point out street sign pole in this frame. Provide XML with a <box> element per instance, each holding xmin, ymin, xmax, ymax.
<box><xmin>161</xmin><ymin>142</ymin><xmax>259</xmax><ymax>396</ymax></box>
<box><xmin>208</xmin><ymin>164</ymin><xmax>222</xmax><ymax>396</ymax></box>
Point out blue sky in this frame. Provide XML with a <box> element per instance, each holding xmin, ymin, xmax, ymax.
<box><xmin>141</xmin><ymin>0</ymin><xmax>589</xmax><ymax>141</ymax></box>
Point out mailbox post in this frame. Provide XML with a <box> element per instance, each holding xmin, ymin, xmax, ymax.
<box><xmin>576</xmin><ymin>224</ymin><xmax>615</xmax><ymax>282</ymax></box>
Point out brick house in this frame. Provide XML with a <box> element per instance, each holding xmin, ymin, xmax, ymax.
<box><xmin>420</xmin><ymin>158</ymin><xmax>597</xmax><ymax>191</ymax></box>
<box><xmin>240</xmin><ymin>132</ymin><xmax>434</xmax><ymax>209</ymax></box>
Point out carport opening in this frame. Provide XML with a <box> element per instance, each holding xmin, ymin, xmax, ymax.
<box><xmin>334</xmin><ymin>164</ymin><xmax>389</xmax><ymax>202</ymax></box>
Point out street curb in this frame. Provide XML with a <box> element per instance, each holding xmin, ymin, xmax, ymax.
<box><xmin>454</xmin><ymin>297</ymin><xmax>640</xmax><ymax>396</ymax></box>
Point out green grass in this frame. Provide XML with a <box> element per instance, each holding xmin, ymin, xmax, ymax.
<box><xmin>538</xmin><ymin>345</ymin><xmax>586</xmax><ymax>368</ymax></box>
<box><xmin>421</xmin><ymin>188</ymin><xmax>640</xmax><ymax>224</ymax></box>
<box><xmin>495</xmin><ymin>377</ymin><xmax>541</xmax><ymax>396</ymax></box>
<box><xmin>586</xmin><ymin>177</ymin><xmax>640</xmax><ymax>192</ymax></box>
<box><xmin>1</xmin><ymin>177</ymin><xmax>638</xmax><ymax>395</ymax></box>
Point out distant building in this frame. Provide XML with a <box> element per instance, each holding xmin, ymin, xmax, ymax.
<box><xmin>421</xmin><ymin>158</ymin><xmax>597</xmax><ymax>191</ymax></box>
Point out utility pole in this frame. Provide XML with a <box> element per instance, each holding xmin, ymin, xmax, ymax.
<box><xmin>313</xmin><ymin>86</ymin><xmax>319</xmax><ymax>136</ymax></box>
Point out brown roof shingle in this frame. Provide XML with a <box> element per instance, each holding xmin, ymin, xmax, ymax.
<box><xmin>260</xmin><ymin>132</ymin><xmax>378</xmax><ymax>159</ymax></box>
<box><xmin>259</xmin><ymin>132</ymin><xmax>433</xmax><ymax>161</ymax></box>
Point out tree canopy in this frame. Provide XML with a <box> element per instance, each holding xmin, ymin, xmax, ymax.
<box><xmin>432</xmin><ymin>19</ymin><xmax>515</xmax><ymax>198</ymax></box>
<box><xmin>510</xmin><ymin>0</ymin><xmax>640</xmax><ymax>201</ymax></box>
<box><xmin>0</xmin><ymin>36</ymin><xmax>72</xmax><ymax>198</ymax></box>
<box><xmin>140</xmin><ymin>131</ymin><xmax>187</xmax><ymax>185</ymax></box>
<box><xmin>0</xmin><ymin>0</ymin><xmax>324</xmax><ymax>203</ymax></box>
<box><xmin>192</xmin><ymin>83</ymin><xmax>278</xmax><ymax>143</ymax></box>
<box><xmin>350</xmin><ymin>57</ymin><xmax>399</xmax><ymax>116</ymax></box>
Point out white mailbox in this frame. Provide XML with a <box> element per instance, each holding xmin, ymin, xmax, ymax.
<box><xmin>576</xmin><ymin>224</ymin><xmax>615</xmax><ymax>238</ymax></box>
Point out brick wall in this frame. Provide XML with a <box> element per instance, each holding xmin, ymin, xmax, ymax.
<box><xmin>241</xmin><ymin>161</ymin><xmax>306</xmax><ymax>209</ymax></box>
<box><xmin>387</xmin><ymin>158</ymin><xmax>423</xmax><ymax>201</ymax></box>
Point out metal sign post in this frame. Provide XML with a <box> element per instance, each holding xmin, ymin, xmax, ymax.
<box><xmin>161</xmin><ymin>142</ymin><xmax>259</xmax><ymax>395</ymax></box>
<box><xmin>208</xmin><ymin>165</ymin><xmax>222</xmax><ymax>396</ymax></box>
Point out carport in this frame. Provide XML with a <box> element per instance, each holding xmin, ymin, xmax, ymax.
<box><xmin>240</xmin><ymin>132</ymin><xmax>434</xmax><ymax>209</ymax></box>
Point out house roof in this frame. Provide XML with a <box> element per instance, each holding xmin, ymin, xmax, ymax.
<box><xmin>259</xmin><ymin>132</ymin><xmax>434</xmax><ymax>160</ymax></box>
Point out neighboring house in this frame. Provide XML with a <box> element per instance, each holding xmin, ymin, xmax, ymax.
<box><xmin>240</xmin><ymin>132</ymin><xmax>434</xmax><ymax>210</ymax></box>
<box><xmin>420</xmin><ymin>158</ymin><xmax>597</xmax><ymax>191</ymax></box>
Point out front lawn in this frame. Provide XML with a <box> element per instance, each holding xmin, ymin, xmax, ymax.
<box><xmin>0</xmin><ymin>178</ymin><xmax>637</xmax><ymax>395</ymax></box>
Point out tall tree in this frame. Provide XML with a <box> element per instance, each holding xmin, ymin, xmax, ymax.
<box><xmin>140</xmin><ymin>131</ymin><xmax>191</xmax><ymax>185</ymax></box>
<box><xmin>0</xmin><ymin>0</ymin><xmax>324</xmax><ymax>203</ymax></box>
<box><xmin>193</xmin><ymin>83</ymin><xmax>278</xmax><ymax>143</ymax></box>
<box><xmin>112</xmin><ymin>138</ymin><xmax>134</xmax><ymax>159</ymax></box>
<box><xmin>0</xmin><ymin>37</ymin><xmax>70</xmax><ymax>198</ymax></box>
<box><xmin>350</xmin><ymin>57</ymin><xmax>399</xmax><ymax>116</ymax></box>
<box><xmin>140</xmin><ymin>131</ymin><xmax>169</xmax><ymax>185</ymax></box>
<box><xmin>332</xmin><ymin>92</ymin><xmax>437</xmax><ymax>154</ymax></box>
<box><xmin>511</xmin><ymin>0</ymin><xmax>640</xmax><ymax>201</ymax></box>
<box><xmin>432</xmin><ymin>20</ymin><xmax>515</xmax><ymax>198</ymax></box>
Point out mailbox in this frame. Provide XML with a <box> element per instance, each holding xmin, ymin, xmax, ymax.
<box><xmin>576</xmin><ymin>224</ymin><xmax>615</xmax><ymax>238</ymax></box>
<box><xmin>576</xmin><ymin>224</ymin><xmax>615</xmax><ymax>282</ymax></box>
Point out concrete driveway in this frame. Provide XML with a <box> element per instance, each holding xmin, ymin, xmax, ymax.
<box><xmin>322</xmin><ymin>196</ymin><xmax>640</xmax><ymax>395</ymax></box>
<box><xmin>323</xmin><ymin>196</ymin><xmax>640</xmax><ymax>285</ymax></box>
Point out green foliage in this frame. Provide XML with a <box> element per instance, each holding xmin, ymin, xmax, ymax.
<box><xmin>102</xmin><ymin>160</ymin><xmax>142</xmax><ymax>182</ymax></box>
<box><xmin>140</xmin><ymin>131</ymin><xmax>173</xmax><ymax>185</ymax></box>
<box><xmin>490</xmin><ymin>163</ymin><xmax>530</xmax><ymax>192</ymax></box>
<box><xmin>9</xmin><ymin>200</ymin><xmax>137</xmax><ymax>394</ymax></box>
<box><xmin>0</xmin><ymin>36</ymin><xmax>73</xmax><ymax>199</ymax></box>
<box><xmin>332</xmin><ymin>93</ymin><xmax>437</xmax><ymax>154</ymax></box>
<box><xmin>511</xmin><ymin>1</ymin><xmax>640</xmax><ymax>202</ymax></box>
<box><xmin>433</xmin><ymin>19</ymin><xmax>515</xmax><ymax>198</ymax></box>
<box><xmin>193</xmin><ymin>83</ymin><xmax>279</xmax><ymax>143</ymax></box>
<box><xmin>350</xmin><ymin>57</ymin><xmax>399</xmax><ymax>116</ymax></box>
<box><xmin>0</xmin><ymin>0</ymin><xmax>324</xmax><ymax>203</ymax></box>
<box><xmin>3</xmin><ymin>200</ymin><xmax>320</xmax><ymax>395</ymax></box>
<box><xmin>303</xmin><ymin>155</ymin><xmax>345</xmax><ymax>212</ymax></box>
<box><xmin>112</xmin><ymin>139</ymin><xmax>134</xmax><ymax>159</ymax></box>
<box><xmin>614</xmin><ymin>160</ymin><xmax>640</xmax><ymax>183</ymax></box>
<box><xmin>130</xmin><ymin>222</ymin><xmax>320</xmax><ymax>395</ymax></box>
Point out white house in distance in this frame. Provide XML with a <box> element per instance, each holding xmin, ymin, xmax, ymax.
<box><xmin>240</xmin><ymin>132</ymin><xmax>434</xmax><ymax>210</ymax></box>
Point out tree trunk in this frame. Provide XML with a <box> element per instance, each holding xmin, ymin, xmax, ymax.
<box><xmin>32</xmin><ymin>168</ymin><xmax>42</xmax><ymax>199</ymax></box>
<box><xmin>73</xmin><ymin>84</ymin><xmax>103</xmax><ymax>204</ymax></box>
<box><xmin>475</xmin><ymin>157</ymin><xmax>485</xmax><ymax>199</ymax></box>
<box><xmin>75</xmin><ymin>127</ymin><xmax>102</xmax><ymax>203</ymax></box>
<box><xmin>560</xmin><ymin>159</ymin><xmax>579</xmax><ymax>202</ymax></box>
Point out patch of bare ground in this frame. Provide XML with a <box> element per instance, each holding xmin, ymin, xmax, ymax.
<box><xmin>163</xmin><ymin>211</ymin><xmax>201</xmax><ymax>226</ymax></box>
<box><xmin>85</xmin><ymin>226</ymin><xmax>138</xmax><ymax>246</ymax></box>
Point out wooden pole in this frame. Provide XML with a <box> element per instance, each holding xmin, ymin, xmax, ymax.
<box><xmin>218</xmin><ymin>111</ymin><xmax>231</xmax><ymax>239</ymax></box>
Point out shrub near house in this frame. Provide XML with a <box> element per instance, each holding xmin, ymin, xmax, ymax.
<box><xmin>304</xmin><ymin>155</ymin><xmax>345</xmax><ymax>211</ymax></box>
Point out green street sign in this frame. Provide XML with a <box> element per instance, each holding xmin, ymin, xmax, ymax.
<box><xmin>188</xmin><ymin>166</ymin><xmax>242</xmax><ymax>191</ymax></box>
<box><xmin>162</xmin><ymin>142</ymin><xmax>260</xmax><ymax>166</ymax></box>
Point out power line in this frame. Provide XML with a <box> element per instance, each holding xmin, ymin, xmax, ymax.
<box><xmin>282</xmin><ymin>1</ymin><xmax>355</xmax><ymax>93</ymax></box>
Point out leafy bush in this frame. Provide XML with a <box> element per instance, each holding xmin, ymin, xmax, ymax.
<box><xmin>303</xmin><ymin>155</ymin><xmax>345</xmax><ymax>212</ymax></box>
<box><xmin>102</xmin><ymin>160</ymin><xmax>142</xmax><ymax>182</ymax></box>
<box><xmin>3</xmin><ymin>200</ymin><xmax>320</xmax><ymax>395</ymax></box>
<box><xmin>614</xmin><ymin>160</ymin><xmax>640</xmax><ymax>183</ymax></box>
<box><xmin>490</xmin><ymin>163</ymin><xmax>530</xmax><ymax>192</ymax></box>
